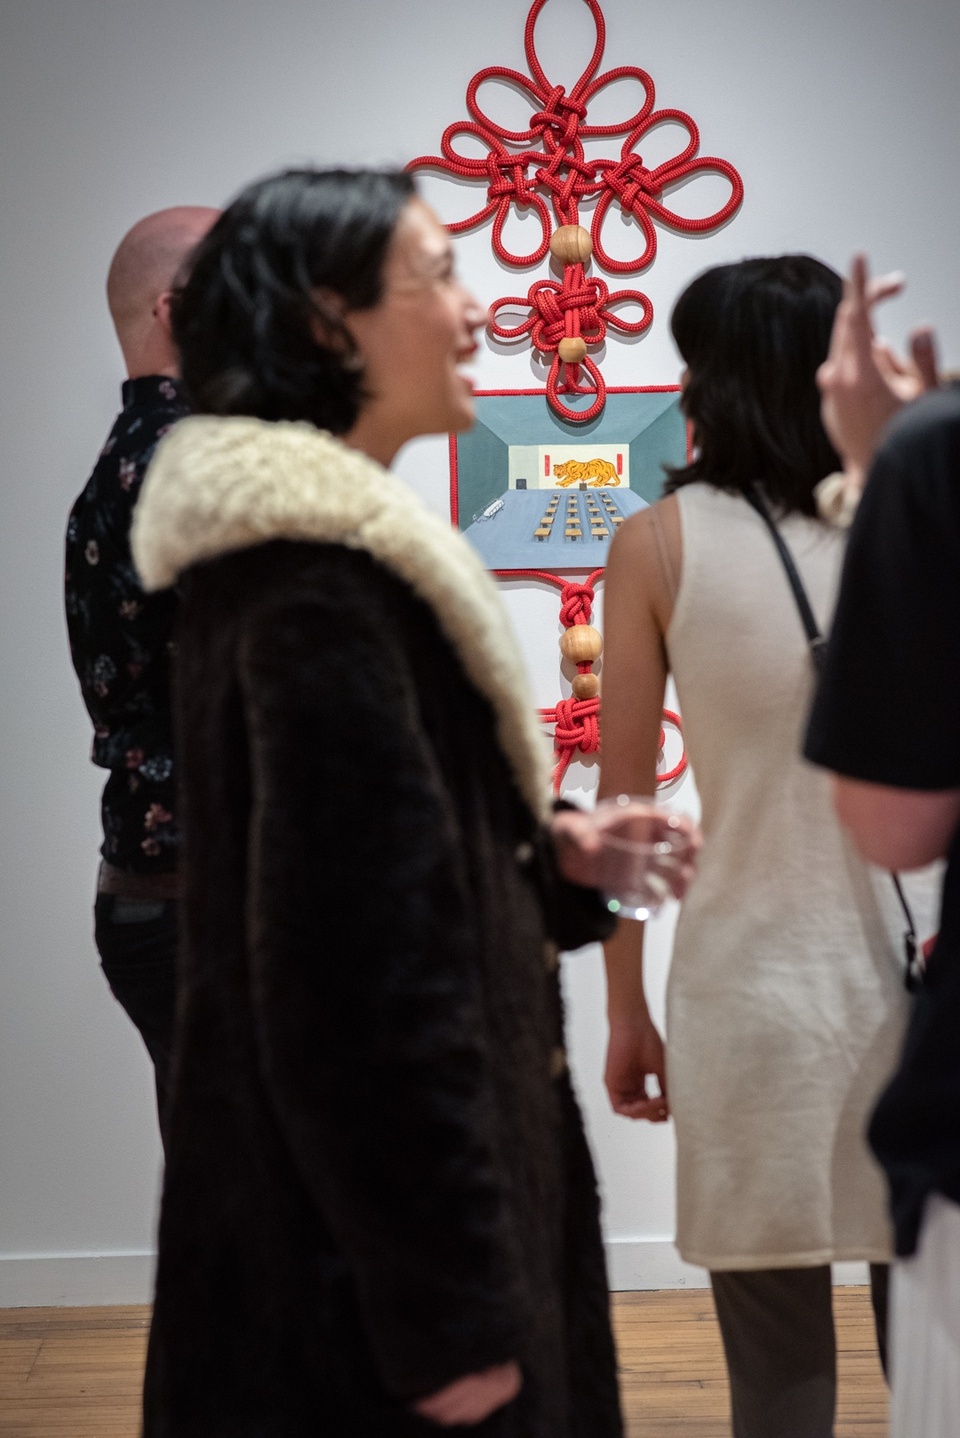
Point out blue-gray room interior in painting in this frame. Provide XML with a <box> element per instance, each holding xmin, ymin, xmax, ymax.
<box><xmin>454</xmin><ymin>389</ymin><xmax>686</xmax><ymax>572</ymax></box>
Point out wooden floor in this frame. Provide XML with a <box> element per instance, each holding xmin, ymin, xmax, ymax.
<box><xmin>612</xmin><ymin>1289</ymin><xmax>887</xmax><ymax>1436</ymax></box>
<box><xmin>0</xmin><ymin>1289</ymin><xmax>887</xmax><ymax>1436</ymax></box>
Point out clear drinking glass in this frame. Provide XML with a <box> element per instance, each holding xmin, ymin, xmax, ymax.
<box><xmin>596</xmin><ymin>795</ymin><xmax>688</xmax><ymax>921</ymax></box>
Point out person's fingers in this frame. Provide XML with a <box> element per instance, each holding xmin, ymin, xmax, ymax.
<box><xmin>448</xmin><ymin>1366</ymin><xmax>520</xmax><ymax>1423</ymax></box>
<box><xmin>592</xmin><ymin>799</ymin><xmax>649</xmax><ymax>835</ymax></box>
<box><xmin>846</xmin><ymin>253</ymin><xmax>869</xmax><ymax>307</ymax></box>
<box><xmin>607</xmin><ymin>1082</ymin><xmax>650</xmax><ymax>1107</ymax></box>
<box><xmin>609</xmin><ymin>1069</ymin><xmax>668</xmax><ymax>1119</ymax></box>
<box><xmin>822</xmin><ymin>295</ymin><xmax>860</xmax><ymax>375</ymax></box>
<box><xmin>873</xmin><ymin>339</ymin><xmax>911</xmax><ymax>380</ymax></box>
<box><xmin>842</xmin><ymin>257</ymin><xmax>904</xmax><ymax>359</ymax></box>
<box><xmin>845</xmin><ymin>295</ymin><xmax>878</xmax><ymax>357</ymax></box>
<box><xmin>849</xmin><ymin>255</ymin><xmax>904</xmax><ymax>309</ymax></box>
<box><xmin>421</xmin><ymin>1397</ymin><xmax>455</xmax><ymax>1424</ymax></box>
<box><xmin>553</xmin><ymin>810</ymin><xmax>600</xmax><ymax>850</ymax></box>
<box><xmin>438</xmin><ymin>1396</ymin><xmax>481</xmax><ymax>1425</ymax></box>
<box><xmin>660</xmin><ymin>812</ymin><xmax>696</xmax><ymax>844</ymax></box>
<box><xmin>816</xmin><ymin>357</ymin><xmax>835</xmax><ymax>394</ymax></box>
<box><xmin>551</xmin><ymin>811</ymin><xmax>603</xmax><ymax>886</ymax></box>
<box><xmin>910</xmin><ymin>326</ymin><xmax>939</xmax><ymax>391</ymax></box>
<box><xmin>499</xmin><ymin>1365</ymin><xmax>523</xmax><ymax>1405</ymax></box>
<box><xmin>414</xmin><ymin>1393</ymin><xmax>451</xmax><ymax>1422</ymax></box>
<box><xmin>434</xmin><ymin>1393</ymin><xmax>476</xmax><ymax>1426</ymax></box>
<box><xmin>865</xmin><ymin>271</ymin><xmax>905</xmax><ymax>307</ymax></box>
<box><xmin>822</xmin><ymin>296</ymin><xmax>846</xmax><ymax>367</ymax></box>
<box><xmin>561</xmin><ymin>821</ymin><xmax>602</xmax><ymax>858</ymax></box>
<box><xmin>413</xmin><ymin>1366</ymin><xmax>521</xmax><ymax>1426</ymax></box>
<box><xmin>662</xmin><ymin>858</ymin><xmax>697</xmax><ymax>899</ymax></box>
<box><xmin>615</xmin><ymin>1096</ymin><xmax>671</xmax><ymax>1121</ymax></box>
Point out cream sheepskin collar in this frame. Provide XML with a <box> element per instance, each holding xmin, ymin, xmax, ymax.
<box><xmin>132</xmin><ymin>415</ymin><xmax>551</xmax><ymax>819</ymax></box>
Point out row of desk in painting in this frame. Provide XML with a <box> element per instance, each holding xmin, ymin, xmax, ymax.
<box><xmin>533</xmin><ymin>489</ymin><xmax>626</xmax><ymax>543</ymax></box>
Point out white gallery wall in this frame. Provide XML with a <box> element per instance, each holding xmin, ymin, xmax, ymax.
<box><xmin>1</xmin><ymin>0</ymin><xmax>958</xmax><ymax>1305</ymax></box>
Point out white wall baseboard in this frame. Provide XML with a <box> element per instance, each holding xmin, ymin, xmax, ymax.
<box><xmin>0</xmin><ymin>1252</ymin><xmax>156</xmax><ymax>1307</ymax></box>
<box><xmin>604</xmin><ymin>1240</ymin><xmax>871</xmax><ymax>1292</ymax></box>
<box><xmin>0</xmin><ymin>1244</ymin><xmax>872</xmax><ymax>1308</ymax></box>
<box><xmin>605</xmin><ymin>1239</ymin><xmax>710</xmax><ymax>1290</ymax></box>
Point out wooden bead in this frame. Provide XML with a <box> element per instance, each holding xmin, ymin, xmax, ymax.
<box><xmin>572</xmin><ymin>672</ymin><xmax>600</xmax><ymax>699</ymax></box>
<box><xmin>549</xmin><ymin>224</ymin><xmax>593</xmax><ymax>266</ymax></box>
<box><xmin>559</xmin><ymin>624</ymin><xmax>603</xmax><ymax>663</ymax></box>
<box><xmin>558</xmin><ymin>336</ymin><xmax>588</xmax><ymax>365</ymax></box>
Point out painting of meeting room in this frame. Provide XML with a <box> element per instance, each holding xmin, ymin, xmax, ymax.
<box><xmin>453</xmin><ymin>388</ymin><xmax>686</xmax><ymax>573</ymax></box>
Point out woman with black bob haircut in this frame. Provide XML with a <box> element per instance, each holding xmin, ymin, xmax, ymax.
<box><xmin>597</xmin><ymin>255</ymin><xmax>911</xmax><ymax>1438</ymax></box>
<box><xmin>172</xmin><ymin>167</ymin><xmax>414</xmax><ymax>436</ymax></box>
<box><xmin>130</xmin><ymin>166</ymin><xmax>689</xmax><ymax>1437</ymax></box>
<box><xmin>665</xmin><ymin>254</ymin><xmax>842</xmax><ymax>513</ymax></box>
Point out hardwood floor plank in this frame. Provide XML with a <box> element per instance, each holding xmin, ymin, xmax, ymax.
<box><xmin>0</xmin><ymin>1289</ymin><xmax>888</xmax><ymax>1437</ymax></box>
<box><xmin>0</xmin><ymin>1339</ymin><xmax>45</xmax><ymax>1397</ymax></box>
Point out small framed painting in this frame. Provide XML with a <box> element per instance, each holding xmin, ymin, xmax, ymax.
<box><xmin>449</xmin><ymin>386</ymin><xmax>687</xmax><ymax>574</ymax></box>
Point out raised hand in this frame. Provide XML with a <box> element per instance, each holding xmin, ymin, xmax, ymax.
<box><xmin>817</xmin><ymin>253</ymin><xmax>940</xmax><ymax>483</ymax></box>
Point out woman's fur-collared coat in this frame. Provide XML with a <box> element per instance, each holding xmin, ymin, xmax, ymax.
<box><xmin>132</xmin><ymin>417</ymin><xmax>622</xmax><ymax>1438</ymax></box>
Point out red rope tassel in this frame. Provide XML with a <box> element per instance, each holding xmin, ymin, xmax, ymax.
<box><xmin>497</xmin><ymin>568</ymin><xmax>687</xmax><ymax>794</ymax></box>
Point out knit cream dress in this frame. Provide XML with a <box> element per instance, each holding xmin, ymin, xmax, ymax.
<box><xmin>665</xmin><ymin>484</ymin><xmax>911</xmax><ymax>1271</ymax></box>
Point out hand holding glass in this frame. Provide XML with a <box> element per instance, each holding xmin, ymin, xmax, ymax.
<box><xmin>551</xmin><ymin>796</ymin><xmax>699</xmax><ymax>914</ymax></box>
<box><xmin>595</xmin><ymin>796</ymin><xmax>693</xmax><ymax>920</ymax></box>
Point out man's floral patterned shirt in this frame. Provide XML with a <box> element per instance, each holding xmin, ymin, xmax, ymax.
<box><xmin>65</xmin><ymin>376</ymin><xmax>187</xmax><ymax>872</ymax></box>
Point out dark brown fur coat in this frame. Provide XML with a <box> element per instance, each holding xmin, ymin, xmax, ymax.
<box><xmin>132</xmin><ymin>417</ymin><xmax>622</xmax><ymax>1438</ymax></box>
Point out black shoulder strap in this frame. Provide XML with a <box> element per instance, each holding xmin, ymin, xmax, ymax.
<box><xmin>743</xmin><ymin>484</ymin><xmax>828</xmax><ymax>673</ymax></box>
<box><xmin>743</xmin><ymin>482</ymin><xmax>923</xmax><ymax>991</ymax></box>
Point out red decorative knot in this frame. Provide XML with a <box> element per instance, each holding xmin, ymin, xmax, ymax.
<box><xmin>496</xmin><ymin>568</ymin><xmax>687</xmax><ymax>795</ymax></box>
<box><xmin>409</xmin><ymin>0</ymin><xmax>743</xmax><ymax>423</ymax></box>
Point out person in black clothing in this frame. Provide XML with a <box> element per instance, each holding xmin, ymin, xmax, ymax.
<box><xmin>65</xmin><ymin>205</ymin><xmax>218</xmax><ymax>1145</ymax></box>
<box><xmin>805</xmin><ymin>254</ymin><xmax>960</xmax><ymax>1436</ymax></box>
<box><xmin>130</xmin><ymin>167</ymin><xmax>699</xmax><ymax>1438</ymax></box>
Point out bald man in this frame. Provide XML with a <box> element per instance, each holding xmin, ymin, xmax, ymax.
<box><xmin>65</xmin><ymin>207</ymin><xmax>218</xmax><ymax>1147</ymax></box>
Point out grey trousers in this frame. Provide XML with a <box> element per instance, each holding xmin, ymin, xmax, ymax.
<box><xmin>709</xmin><ymin>1264</ymin><xmax>888</xmax><ymax>1438</ymax></box>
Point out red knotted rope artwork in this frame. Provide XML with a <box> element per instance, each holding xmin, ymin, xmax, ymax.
<box><xmin>409</xmin><ymin>0</ymin><xmax>743</xmax><ymax>423</ymax></box>
<box><xmin>497</xmin><ymin>567</ymin><xmax>687</xmax><ymax>794</ymax></box>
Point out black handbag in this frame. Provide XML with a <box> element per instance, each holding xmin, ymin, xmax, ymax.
<box><xmin>744</xmin><ymin>482</ymin><xmax>924</xmax><ymax>992</ymax></box>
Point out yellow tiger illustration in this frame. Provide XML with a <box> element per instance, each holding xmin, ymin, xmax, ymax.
<box><xmin>552</xmin><ymin>458</ymin><xmax>620</xmax><ymax>487</ymax></box>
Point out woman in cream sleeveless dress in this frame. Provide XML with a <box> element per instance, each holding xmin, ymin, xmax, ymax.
<box><xmin>599</xmin><ymin>256</ymin><xmax>911</xmax><ymax>1438</ymax></box>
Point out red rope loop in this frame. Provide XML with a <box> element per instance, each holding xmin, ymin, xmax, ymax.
<box><xmin>546</xmin><ymin>355</ymin><xmax>606</xmax><ymax>424</ymax></box>
<box><xmin>489</xmin><ymin>267</ymin><xmax>652</xmax><ymax>424</ymax></box>
<box><xmin>409</xmin><ymin>1</ymin><xmax>742</xmax><ymax>421</ymax></box>
<box><xmin>524</xmin><ymin>0</ymin><xmax>607</xmax><ymax>99</ymax></box>
<box><xmin>488</xmin><ymin>270</ymin><xmax>652</xmax><ymax>348</ymax></box>
<box><xmin>591</xmin><ymin>117</ymin><xmax>745</xmax><ymax>273</ymax></box>
<box><xmin>658</xmin><ymin>709</ymin><xmax>688</xmax><ymax>786</ymax></box>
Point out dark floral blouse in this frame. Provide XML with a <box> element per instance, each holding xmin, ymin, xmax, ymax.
<box><xmin>65</xmin><ymin>376</ymin><xmax>188</xmax><ymax>873</ymax></box>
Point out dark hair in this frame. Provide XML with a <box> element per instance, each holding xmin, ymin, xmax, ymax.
<box><xmin>664</xmin><ymin>255</ymin><xmax>843</xmax><ymax>516</ymax></box>
<box><xmin>172</xmin><ymin>167</ymin><xmax>416</xmax><ymax>434</ymax></box>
